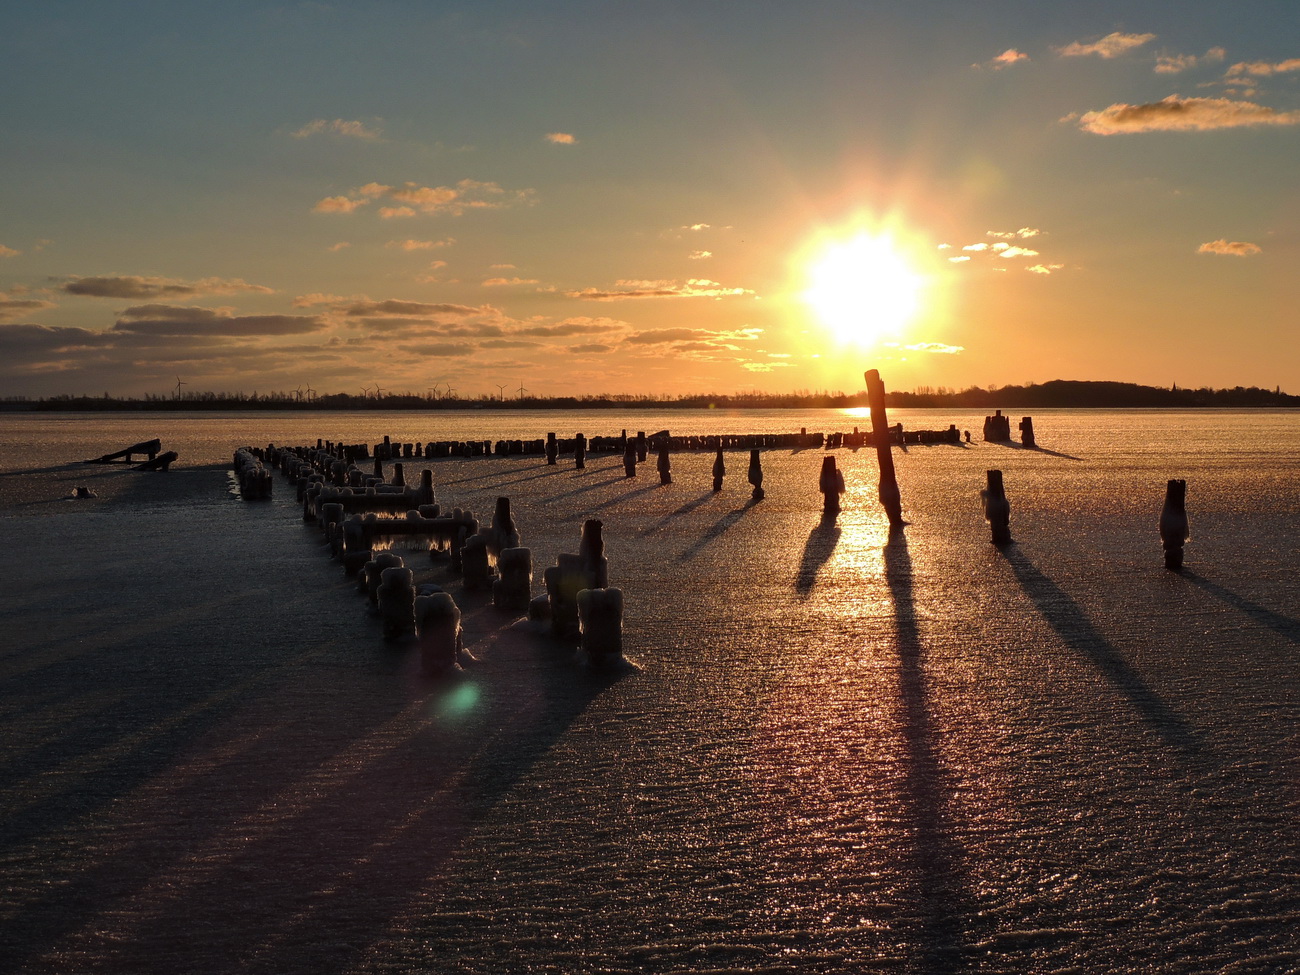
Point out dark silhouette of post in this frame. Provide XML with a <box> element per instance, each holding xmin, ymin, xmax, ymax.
<box><xmin>1019</xmin><ymin>416</ymin><xmax>1036</xmax><ymax>448</ymax></box>
<box><xmin>865</xmin><ymin>369</ymin><xmax>904</xmax><ymax>526</ymax></box>
<box><xmin>748</xmin><ymin>449</ymin><xmax>764</xmax><ymax>500</ymax></box>
<box><xmin>545</xmin><ymin>432</ymin><xmax>558</xmax><ymax>465</ymax></box>
<box><xmin>712</xmin><ymin>447</ymin><xmax>725</xmax><ymax>492</ymax></box>
<box><xmin>1159</xmin><ymin>479</ymin><xmax>1189</xmax><ymax>571</ymax></box>
<box><xmin>657</xmin><ymin>443</ymin><xmax>672</xmax><ymax>485</ymax></box>
<box><xmin>574</xmin><ymin>432</ymin><xmax>586</xmax><ymax>469</ymax></box>
<box><xmin>819</xmin><ymin>455</ymin><xmax>844</xmax><ymax>515</ymax></box>
<box><xmin>981</xmin><ymin>469</ymin><xmax>1011</xmax><ymax>546</ymax></box>
<box><xmin>623</xmin><ymin>441</ymin><xmax>637</xmax><ymax>478</ymax></box>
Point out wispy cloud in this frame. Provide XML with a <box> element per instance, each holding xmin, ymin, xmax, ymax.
<box><xmin>0</xmin><ymin>291</ymin><xmax>57</xmax><ymax>322</ymax></box>
<box><xmin>1057</xmin><ymin>31</ymin><xmax>1156</xmax><ymax>59</ymax></box>
<box><xmin>292</xmin><ymin>119</ymin><xmax>382</xmax><ymax>140</ymax></box>
<box><xmin>901</xmin><ymin>342</ymin><xmax>964</xmax><ymax>354</ymax></box>
<box><xmin>314</xmin><ymin>196</ymin><xmax>370</xmax><ymax>214</ymax></box>
<box><xmin>482</xmin><ymin>277</ymin><xmax>539</xmax><ymax>287</ymax></box>
<box><xmin>60</xmin><ymin>275</ymin><xmax>275</xmax><ymax>299</ymax></box>
<box><xmin>1226</xmin><ymin>57</ymin><xmax>1300</xmax><ymax>78</ymax></box>
<box><xmin>976</xmin><ymin>48</ymin><xmax>1030</xmax><ymax>70</ymax></box>
<box><xmin>1074</xmin><ymin>95</ymin><xmax>1300</xmax><ymax>133</ymax></box>
<box><xmin>689</xmin><ymin>250</ymin><xmax>712</xmax><ymax>260</ymax></box>
<box><xmin>327</xmin><ymin>242</ymin><xmax>350</xmax><ymax>252</ymax></box>
<box><xmin>1027</xmin><ymin>264</ymin><xmax>1066</xmax><ymax>275</ymax></box>
<box><xmin>545</xmin><ymin>132</ymin><xmax>577</xmax><ymax>144</ymax></box>
<box><xmin>314</xmin><ymin>180</ymin><xmax>534</xmax><ymax>219</ymax></box>
<box><xmin>566</xmin><ymin>278</ymin><xmax>754</xmax><ymax>301</ymax></box>
<box><xmin>112</xmin><ymin>304</ymin><xmax>324</xmax><ymax>336</ymax></box>
<box><xmin>1156</xmin><ymin>47</ymin><xmax>1225</xmax><ymax>74</ymax></box>
<box><xmin>1197</xmin><ymin>239</ymin><xmax>1262</xmax><ymax>256</ymax></box>
<box><xmin>0</xmin><ymin>244</ymin><xmax>20</xmax><ymax>258</ymax></box>
<box><xmin>386</xmin><ymin>238</ymin><xmax>454</xmax><ymax>251</ymax></box>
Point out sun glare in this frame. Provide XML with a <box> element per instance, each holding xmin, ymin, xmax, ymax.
<box><xmin>801</xmin><ymin>232</ymin><xmax>925</xmax><ymax>347</ymax></box>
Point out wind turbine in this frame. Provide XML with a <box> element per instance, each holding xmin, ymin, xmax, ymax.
<box><xmin>518</xmin><ymin>383</ymin><xmax>528</xmax><ymax>400</ymax></box>
<box><xmin>445</xmin><ymin>386</ymin><xmax>456</xmax><ymax>401</ymax></box>
<box><xmin>373</xmin><ymin>384</ymin><xmax>385</xmax><ymax>400</ymax></box>
<box><xmin>360</xmin><ymin>385</ymin><xmax>372</xmax><ymax>398</ymax></box>
<box><xmin>174</xmin><ymin>376</ymin><xmax>187</xmax><ymax>399</ymax></box>
<box><xmin>294</xmin><ymin>385</ymin><xmax>304</xmax><ymax>402</ymax></box>
<box><xmin>495</xmin><ymin>383</ymin><xmax>508</xmax><ymax>401</ymax></box>
<box><xmin>305</xmin><ymin>383</ymin><xmax>315</xmax><ymax>400</ymax></box>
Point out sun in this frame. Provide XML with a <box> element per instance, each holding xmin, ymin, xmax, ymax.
<box><xmin>801</xmin><ymin>232</ymin><xmax>925</xmax><ymax>346</ymax></box>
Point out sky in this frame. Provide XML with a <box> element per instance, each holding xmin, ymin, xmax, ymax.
<box><xmin>2</xmin><ymin>1</ymin><xmax>1297</xmax><ymax>400</ymax></box>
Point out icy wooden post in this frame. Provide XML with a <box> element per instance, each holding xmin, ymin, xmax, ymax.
<box><xmin>578</xmin><ymin>587</ymin><xmax>623</xmax><ymax>661</ymax></box>
<box><xmin>391</xmin><ymin>462</ymin><xmax>405</xmax><ymax>487</ymax></box>
<box><xmin>712</xmin><ymin>446</ymin><xmax>725</xmax><ymax>492</ymax></box>
<box><xmin>416</xmin><ymin>593</ymin><xmax>462</xmax><ymax>674</ymax></box>
<box><xmin>546</xmin><ymin>432</ymin><xmax>559</xmax><ymax>465</ymax></box>
<box><xmin>493</xmin><ymin>547</ymin><xmax>532</xmax><ymax>613</ymax></box>
<box><xmin>864</xmin><ymin>369</ymin><xmax>904</xmax><ymax>527</ymax></box>
<box><xmin>1019</xmin><ymin>416</ymin><xmax>1036</xmax><ymax>449</ymax></box>
<box><xmin>819</xmin><ymin>456</ymin><xmax>844</xmax><ymax>515</ymax></box>
<box><xmin>418</xmin><ymin>469</ymin><xmax>435</xmax><ymax>508</ymax></box>
<box><xmin>748</xmin><ymin>449</ymin><xmax>764</xmax><ymax>500</ymax></box>
<box><xmin>635</xmin><ymin>432</ymin><xmax>648</xmax><ymax>463</ymax></box>
<box><xmin>623</xmin><ymin>441</ymin><xmax>637</xmax><ymax>478</ymax></box>
<box><xmin>574</xmin><ymin>432</ymin><xmax>587</xmax><ymax>469</ymax></box>
<box><xmin>657</xmin><ymin>443</ymin><xmax>672</xmax><ymax>485</ymax></box>
<box><xmin>1159</xmin><ymin>478</ymin><xmax>1189</xmax><ymax>571</ymax></box>
<box><xmin>981</xmin><ymin>469</ymin><xmax>1011</xmax><ymax>546</ymax></box>
<box><xmin>373</xmin><ymin>455</ymin><xmax>383</xmax><ymax>479</ymax></box>
<box><xmin>490</xmin><ymin>496</ymin><xmax>520</xmax><ymax>555</ymax></box>
<box><xmin>377</xmin><ymin>566</ymin><xmax>416</xmax><ymax>641</ymax></box>
<box><xmin>462</xmin><ymin>535</ymin><xmax>492</xmax><ymax>590</ymax></box>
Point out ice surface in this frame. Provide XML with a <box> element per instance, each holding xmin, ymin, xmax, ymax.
<box><xmin>1</xmin><ymin>408</ymin><xmax>1298</xmax><ymax>973</ymax></box>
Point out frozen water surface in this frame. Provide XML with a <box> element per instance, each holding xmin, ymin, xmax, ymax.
<box><xmin>0</xmin><ymin>409</ymin><xmax>1297</xmax><ymax>973</ymax></box>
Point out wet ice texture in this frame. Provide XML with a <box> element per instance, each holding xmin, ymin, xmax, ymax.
<box><xmin>0</xmin><ymin>409</ymin><xmax>1298</xmax><ymax>973</ymax></box>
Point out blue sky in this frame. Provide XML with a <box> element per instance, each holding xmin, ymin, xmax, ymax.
<box><xmin>2</xmin><ymin>1</ymin><xmax>1297</xmax><ymax>398</ymax></box>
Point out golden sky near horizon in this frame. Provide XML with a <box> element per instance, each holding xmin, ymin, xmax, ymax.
<box><xmin>1</xmin><ymin>2</ymin><xmax>1297</xmax><ymax>399</ymax></box>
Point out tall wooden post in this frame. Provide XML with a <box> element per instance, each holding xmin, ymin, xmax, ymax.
<box><xmin>865</xmin><ymin>369</ymin><xmax>904</xmax><ymax>526</ymax></box>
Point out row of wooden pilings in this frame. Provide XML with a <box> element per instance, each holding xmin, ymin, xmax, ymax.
<box><xmin>237</xmin><ymin>442</ymin><xmax>627</xmax><ymax>671</ymax></box>
<box><xmin>334</xmin><ymin>423</ymin><xmax>965</xmax><ymax>464</ymax></box>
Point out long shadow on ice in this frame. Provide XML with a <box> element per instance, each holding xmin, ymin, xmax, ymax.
<box><xmin>794</xmin><ymin>515</ymin><xmax>840</xmax><ymax>596</ymax></box>
<box><xmin>639</xmin><ymin>489</ymin><xmax>718</xmax><ymax>536</ymax></box>
<box><xmin>1182</xmin><ymin>570</ymin><xmax>1300</xmax><ymax>645</ymax></box>
<box><xmin>999</xmin><ymin>546</ymin><xmax>1201</xmax><ymax>754</ymax></box>
<box><xmin>0</xmin><ymin>529</ymin><xmax>624</xmax><ymax>975</ymax></box>
<box><xmin>678</xmin><ymin>498</ymin><xmax>761</xmax><ymax>561</ymax></box>
<box><xmin>883</xmin><ymin>530</ymin><xmax>977</xmax><ymax>971</ymax></box>
<box><xmin>987</xmin><ymin>441</ymin><xmax>1082</xmax><ymax>461</ymax></box>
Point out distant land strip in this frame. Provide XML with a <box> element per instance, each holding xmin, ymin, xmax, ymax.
<box><xmin>2</xmin><ymin>380</ymin><xmax>1296</xmax><ymax>412</ymax></box>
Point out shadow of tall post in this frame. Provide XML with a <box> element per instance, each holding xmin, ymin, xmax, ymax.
<box><xmin>882</xmin><ymin>529</ymin><xmax>971</xmax><ymax>970</ymax></box>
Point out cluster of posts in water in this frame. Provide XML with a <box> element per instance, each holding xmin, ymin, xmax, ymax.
<box><xmin>234</xmin><ymin>442</ymin><xmax>626</xmax><ymax>673</ymax></box>
<box><xmin>228</xmin><ymin>370</ymin><xmax>1191</xmax><ymax>679</ymax></box>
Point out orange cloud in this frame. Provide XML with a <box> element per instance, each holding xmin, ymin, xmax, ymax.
<box><xmin>1156</xmin><ymin>47</ymin><xmax>1225</xmax><ymax>74</ymax></box>
<box><xmin>0</xmin><ymin>244</ymin><xmax>19</xmax><ymax>258</ymax></box>
<box><xmin>567</xmin><ymin>279</ymin><xmax>754</xmax><ymax>301</ymax></box>
<box><xmin>313</xmin><ymin>195</ymin><xmax>369</xmax><ymax>213</ymax></box>
<box><xmin>977</xmin><ymin>48</ymin><xmax>1030</xmax><ymax>70</ymax></box>
<box><xmin>545</xmin><ymin>132</ymin><xmax>577</xmax><ymax>144</ymax></box>
<box><xmin>61</xmin><ymin>275</ymin><xmax>274</xmax><ymax>298</ymax></box>
<box><xmin>292</xmin><ymin>119</ymin><xmax>382</xmax><ymax>140</ymax></box>
<box><xmin>1057</xmin><ymin>31</ymin><xmax>1155</xmax><ymax>59</ymax></box>
<box><xmin>1197</xmin><ymin>239</ymin><xmax>1262</xmax><ymax>256</ymax></box>
<box><xmin>1075</xmin><ymin>95</ymin><xmax>1300</xmax><ymax>133</ymax></box>
<box><xmin>1227</xmin><ymin>58</ymin><xmax>1300</xmax><ymax>77</ymax></box>
<box><xmin>482</xmin><ymin>277</ymin><xmax>540</xmax><ymax>287</ymax></box>
<box><xmin>386</xmin><ymin>238</ymin><xmax>453</xmax><ymax>250</ymax></box>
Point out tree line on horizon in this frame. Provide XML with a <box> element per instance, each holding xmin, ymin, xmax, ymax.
<box><xmin>3</xmin><ymin>379</ymin><xmax>1296</xmax><ymax>412</ymax></box>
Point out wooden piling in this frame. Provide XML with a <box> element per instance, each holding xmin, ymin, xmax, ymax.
<box><xmin>864</xmin><ymin>369</ymin><xmax>904</xmax><ymax>526</ymax></box>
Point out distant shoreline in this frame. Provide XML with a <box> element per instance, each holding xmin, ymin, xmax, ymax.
<box><xmin>3</xmin><ymin>379</ymin><xmax>1296</xmax><ymax>412</ymax></box>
